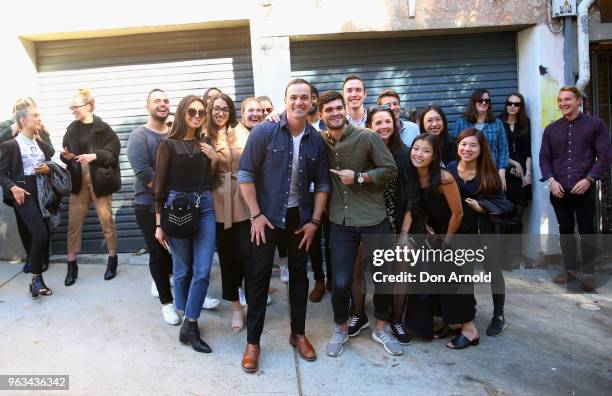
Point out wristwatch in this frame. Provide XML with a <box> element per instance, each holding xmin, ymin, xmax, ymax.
<box><xmin>356</xmin><ymin>172</ymin><xmax>365</xmax><ymax>185</ymax></box>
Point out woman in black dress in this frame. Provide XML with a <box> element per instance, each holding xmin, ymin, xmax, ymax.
<box><xmin>407</xmin><ymin>133</ymin><xmax>479</xmax><ymax>349</ymax></box>
<box><xmin>498</xmin><ymin>92</ymin><xmax>531</xmax><ymax>214</ymax></box>
<box><xmin>446</xmin><ymin>128</ymin><xmax>509</xmax><ymax>337</ymax></box>
<box><xmin>419</xmin><ymin>105</ymin><xmax>457</xmax><ymax>166</ymax></box>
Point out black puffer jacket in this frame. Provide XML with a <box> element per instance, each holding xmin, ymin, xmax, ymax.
<box><xmin>61</xmin><ymin>115</ymin><xmax>121</xmax><ymax>197</ymax></box>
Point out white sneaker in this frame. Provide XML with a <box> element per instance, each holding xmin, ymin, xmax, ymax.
<box><xmin>162</xmin><ymin>304</ymin><xmax>180</xmax><ymax>325</ymax></box>
<box><xmin>202</xmin><ymin>296</ymin><xmax>220</xmax><ymax>310</ymax></box>
<box><xmin>267</xmin><ymin>292</ymin><xmax>272</xmax><ymax>305</ymax></box>
<box><xmin>151</xmin><ymin>280</ymin><xmax>159</xmax><ymax>298</ymax></box>
<box><xmin>238</xmin><ymin>287</ymin><xmax>247</xmax><ymax>307</ymax></box>
<box><xmin>280</xmin><ymin>264</ymin><xmax>289</xmax><ymax>283</ymax></box>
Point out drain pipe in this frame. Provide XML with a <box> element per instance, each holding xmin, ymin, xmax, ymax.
<box><xmin>576</xmin><ymin>0</ymin><xmax>596</xmax><ymax>92</ymax></box>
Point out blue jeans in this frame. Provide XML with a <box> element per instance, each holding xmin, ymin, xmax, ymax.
<box><xmin>166</xmin><ymin>190</ymin><xmax>216</xmax><ymax>320</ymax></box>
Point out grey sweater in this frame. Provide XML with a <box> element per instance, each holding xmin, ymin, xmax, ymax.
<box><xmin>126</xmin><ymin>126</ymin><xmax>167</xmax><ymax>206</ymax></box>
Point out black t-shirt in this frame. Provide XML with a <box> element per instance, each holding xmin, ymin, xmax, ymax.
<box><xmin>74</xmin><ymin>122</ymin><xmax>95</xmax><ymax>154</ymax></box>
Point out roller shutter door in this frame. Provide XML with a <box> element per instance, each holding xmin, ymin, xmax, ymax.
<box><xmin>36</xmin><ymin>27</ymin><xmax>255</xmax><ymax>253</ymax></box>
<box><xmin>291</xmin><ymin>32</ymin><xmax>517</xmax><ymax>123</ymax></box>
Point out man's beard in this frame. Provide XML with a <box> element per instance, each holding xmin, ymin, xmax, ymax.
<box><xmin>308</xmin><ymin>107</ymin><xmax>318</xmax><ymax>116</ymax></box>
<box><xmin>150</xmin><ymin>112</ymin><xmax>168</xmax><ymax>123</ymax></box>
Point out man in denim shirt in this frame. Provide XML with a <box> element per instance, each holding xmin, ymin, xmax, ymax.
<box><xmin>238</xmin><ymin>78</ymin><xmax>329</xmax><ymax>372</ymax></box>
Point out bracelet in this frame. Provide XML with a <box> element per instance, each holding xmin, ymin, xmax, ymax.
<box><xmin>250</xmin><ymin>212</ymin><xmax>262</xmax><ymax>221</ymax></box>
<box><xmin>156</xmin><ymin>225</ymin><xmax>161</xmax><ymax>228</ymax></box>
<box><xmin>310</xmin><ymin>218</ymin><xmax>321</xmax><ymax>226</ymax></box>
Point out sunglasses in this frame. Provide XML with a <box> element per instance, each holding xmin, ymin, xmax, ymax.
<box><xmin>477</xmin><ymin>99</ymin><xmax>491</xmax><ymax>105</ymax></box>
<box><xmin>166</xmin><ymin>121</ymin><xmax>173</xmax><ymax>128</ymax></box>
<box><xmin>186</xmin><ymin>108</ymin><xmax>205</xmax><ymax>118</ymax></box>
<box><xmin>263</xmin><ymin>107</ymin><xmax>273</xmax><ymax>113</ymax></box>
<box><xmin>506</xmin><ymin>101</ymin><xmax>522</xmax><ymax>108</ymax></box>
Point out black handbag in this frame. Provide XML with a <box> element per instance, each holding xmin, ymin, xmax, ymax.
<box><xmin>160</xmin><ymin>192</ymin><xmax>201</xmax><ymax>239</ymax></box>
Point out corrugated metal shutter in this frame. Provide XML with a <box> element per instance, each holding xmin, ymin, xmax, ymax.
<box><xmin>36</xmin><ymin>27</ymin><xmax>255</xmax><ymax>253</ymax></box>
<box><xmin>290</xmin><ymin>32</ymin><xmax>517</xmax><ymax>122</ymax></box>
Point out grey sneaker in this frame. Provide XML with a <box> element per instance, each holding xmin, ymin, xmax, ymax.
<box><xmin>372</xmin><ymin>328</ymin><xmax>403</xmax><ymax>356</ymax></box>
<box><xmin>326</xmin><ymin>326</ymin><xmax>348</xmax><ymax>357</ymax></box>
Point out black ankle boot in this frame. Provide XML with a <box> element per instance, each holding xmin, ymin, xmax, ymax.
<box><xmin>65</xmin><ymin>261</ymin><xmax>78</xmax><ymax>286</ymax></box>
<box><xmin>104</xmin><ymin>255</ymin><xmax>118</xmax><ymax>280</ymax></box>
<box><xmin>179</xmin><ymin>319</ymin><xmax>212</xmax><ymax>353</ymax></box>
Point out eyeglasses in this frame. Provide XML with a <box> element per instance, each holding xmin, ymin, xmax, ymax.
<box><xmin>477</xmin><ymin>99</ymin><xmax>491</xmax><ymax>105</ymax></box>
<box><xmin>69</xmin><ymin>104</ymin><xmax>87</xmax><ymax>111</ymax></box>
<box><xmin>506</xmin><ymin>101</ymin><xmax>522</xmax><ymax>108</ymax></box>
<box><xmin>186</xmin><ymin>108</ymin><xmax>205</xmax><ymax>118</ymax></box>
<box><xmin>212</xmin><ymin>106</ymin><xmax>230</xmax><ymax>114</ymax></box>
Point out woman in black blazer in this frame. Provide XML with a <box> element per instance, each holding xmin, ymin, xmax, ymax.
<box><xmin>0</xmin><ymin>106</ymin><xmax>55</xmax><ymax>297</ymax></box>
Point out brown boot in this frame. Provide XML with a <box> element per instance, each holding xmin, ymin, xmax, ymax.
<box><xmin>309</xmin><ymin>280</ymin><xmax>325</xmax><ymax>303</ymax></box>
<box><xmin>241</xmin><ymin>343</ymin><xmax>260</xmax><ymax>373</ymax></box>
<box><xmin>581</xmin><ymin>276</ymin><xmax>596</xmax><ymax>292</ymax></box>
<box><xmin>289</xmin><ymin>333</ymin><xmax>317</xmax><ymax>361</ymax></box>
<box><xmin>553</xmin><ymin>271</ymin><xmax>576</xmax><ymax>284</ymax></box>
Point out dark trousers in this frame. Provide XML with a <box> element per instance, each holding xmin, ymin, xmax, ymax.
<box><xmin>134</xmin><ymin>204</ymin><xmax>173</xmax><ymax>305</ymax></box>
<box><xmin>478</xmin><ymin>213</ymin><xmax>506</xmax><ymax>317</ymax></box>
<box><xmin>329</xmin><ymin>220</ymin><xmax>392</xmax><ymax>325</ymax></box>
<box><xmin>245</xmin><ymin>207</ymin><xmax>308</xmax><ymax>344</ymax></box>
<box><xmin>12</xmin><ymin>176</ymin><xmax>49</xmax><ymax>274</ymax></box>
<box><xmin>550</xmin><ymin>189</ymin><xmax>597</xmax><ymax>274</ymax></box>
<box><xmin>310</xmin><ymin>215</ymin><xmax>332</xmax><ymax>281</ymax></box>
<box><xmin>216</xmin><ymin>220</ymin><xmax>251</xmax><ymax>302</ymax></box>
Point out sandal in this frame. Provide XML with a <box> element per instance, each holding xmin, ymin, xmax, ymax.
<box><xmin>30</xmin><ymin>275</ymin><xmax>52</xmax><ymax>298</ymax></box>
<box><xmin>446</xmin><ymin>333</ymin><xmax>479</xmax><ymax>349</ymax></box>
<box><xmin>433</xmin><ymin>325</ymin><xmax>460</xmax><ymax>339</ymax></box>
<box><xmin>231</xmin><ymin>309</ymin><xmax>244</xmax><ymax>333</ymax></box>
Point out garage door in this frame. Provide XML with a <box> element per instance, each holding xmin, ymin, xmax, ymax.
<box><xmin>290</xmin><ymin>32</ymin><xmax>517</xmax><ymax>123</ymax></box>
<box><xmin>36</xmin><ymin>27</ymin><xmax>255</xmax><ymax>253</ymax></box>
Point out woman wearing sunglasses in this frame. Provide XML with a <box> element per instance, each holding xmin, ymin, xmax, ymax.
<box><xmin>61</xmin><ymin>88</ymin><xmax>121</xmax><ymax>286</ymax></box>
<box><xmin>154</xmin><ymin>95</ymin><xmax>217</xmax><ymax>353</ymax></box>
<box><xmin>451</xmin><ymin>89</ymin><xmax>509</xmax><ymax>191</ymax></box>
<box><xmin>202</xmin><ymin>93</ymin><xmax>252</xmax><ymax>333</ymax></box>
<box><xmin>499</xmin><ymin>93</ymin><xmax>531</xmax><ymax>215</ymax></box>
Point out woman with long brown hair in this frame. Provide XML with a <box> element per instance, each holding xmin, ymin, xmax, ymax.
<box><xmin>419</xmin><ymin>104</ymin><xmax>456</xmax><ymax>166</ymax></box>
<box><xmin>446</xmin><ymin>128</ymin><xmax>509</xmax><ymax>337</ymax></box>
<box><xmin>154</xmin><ymin>94</ymin><xmax>218</xmax><ymax>353</ymax></box>
<box><xmin>499</xmin><ymin>92</ymin><xmax>532</xmax><ymax>214</ymax></box>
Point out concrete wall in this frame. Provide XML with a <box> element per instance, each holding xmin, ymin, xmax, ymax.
<box><xmin>589</xmin><ymin>7</ymin><xmax>612</xmax><ymax>42</ymax></box>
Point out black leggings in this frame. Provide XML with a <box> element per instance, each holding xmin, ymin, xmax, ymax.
<box><xmin>12</xmin><ymin>176</ymin><xmax>49</xmax><ymax>274</ymax></box>
<box><xmin>134</xmin><ymin>204</ymin><xmax>173</xmax><ymax>305</ymax></box>
<box><xmin>216</xmin><ymin>220</ymin><xmax>251</xmax><ymax>302</ymax></box>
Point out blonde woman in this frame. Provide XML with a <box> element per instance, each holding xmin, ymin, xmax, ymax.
<box><xmin>60</xmin><ymin>88</ymin><xmax>121</xmax><ymax>286</ymax></box>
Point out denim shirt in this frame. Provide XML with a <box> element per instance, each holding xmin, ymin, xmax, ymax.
<box><xmin>238</xmin><ymin>112</ymin><xmax>330</xmax><ymax>229</ymax></box>
<box><xmin>451</xmin><ymin>117</ymin><xmax>509</xmax><ymax>169</ymax></box>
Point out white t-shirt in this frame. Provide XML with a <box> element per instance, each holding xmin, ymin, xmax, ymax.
<box><xmin>287</xmin><ymin>129</ymin><xmax>305</xmax><ymax>208</ymax></box>
<box><xmin>16</xmin><ymin>133</ymin><xmax>45</xmax><ymax>175</ymax></box>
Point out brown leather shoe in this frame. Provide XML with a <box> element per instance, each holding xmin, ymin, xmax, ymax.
<box><xmin>325</xmin><ymin>277</ymin><xmax>332</xmax><ymax>292</ymax></box>
<box><xmin>581</xmin><ymin>276</ymin><xmax>596</xmax><ymax>292</ymax></box>
<box><xmin>553</xmin><ymin>271</ymin><xmax>576</xmax><ymax>284</ymax></box>
<box><xmin>289</xmin><ymin>333</ymin><xmax>317</xmax><ymax>361</ymax></box>
<box><xmin>241</xmin><ymin>343</ymin><xmax>260</xmax><ymax>373</ymax></box>
<box><xmin>309</xmin><ymin>280</ymin><xmax>325</xmax><ymax>303</ymax></box>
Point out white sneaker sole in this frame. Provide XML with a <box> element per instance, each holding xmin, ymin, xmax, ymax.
<box><xmin>326</xmin><ymin>336</ymin><xmax>348</xmax><ymax>357</ymax></box>
<box><xmin>371</xmin><ymin>332</ymin><xmax>403</xmax><ymax>356</ymax></box>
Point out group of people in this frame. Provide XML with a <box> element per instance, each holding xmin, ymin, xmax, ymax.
<box><xmin>0</xmin><ymin>73</ymin><xmax>609</xmax><ymax>373</ymax></box>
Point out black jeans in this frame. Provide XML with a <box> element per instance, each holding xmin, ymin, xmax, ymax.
<box><xmin>329</xmin><ymin>219</ymin><xmax>392</xmax><ymax>325</ymax></box>
<box><xmin>310</xmin><ymin>215</ymin><xmax>332</xmax><ymax>281</ymax></box>
<box><xmin>477</xmin><ymin>213</ymin><xmax>506</xmax><ymax>317</ymax></box>
<box><xmin>12</xmin><ymin>176</ymin><xmax>49</xmax><ymax>274</ymax></box>
<box><xmin>245</xmin><ymin>207</ymin><xmax>308</xmax><ymax>344</ymax></box>
<box><xmin>134</xmin><ymin>204</ymin><xmax>173</xmax><ymax>305</ymax></box>
<box><xmin>216</xmin><ymin>220</ymin><xmax>251</xmax><ymax>302</ymax></box>
<box><xmin>550</xmin><ymin>189</ymin><xmax>597</xmax><ymax>274</ymax></box>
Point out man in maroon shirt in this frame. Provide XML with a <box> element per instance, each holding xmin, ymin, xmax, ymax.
<box><xmin>539</xmin><ymin>86</ymin><xmax>611</xmax><ymax>291</ymax></box>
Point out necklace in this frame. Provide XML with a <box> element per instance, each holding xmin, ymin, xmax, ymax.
<box><xmin>181</xmin><ymin>139</ymin><xmax>196</xmax><ymax>158</ymax></box>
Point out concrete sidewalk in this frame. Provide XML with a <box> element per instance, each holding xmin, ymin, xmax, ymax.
<box><xmin>0</xmin><ymin>254</ymin><xmax>610</xmax><ymax>395</ymax></box>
